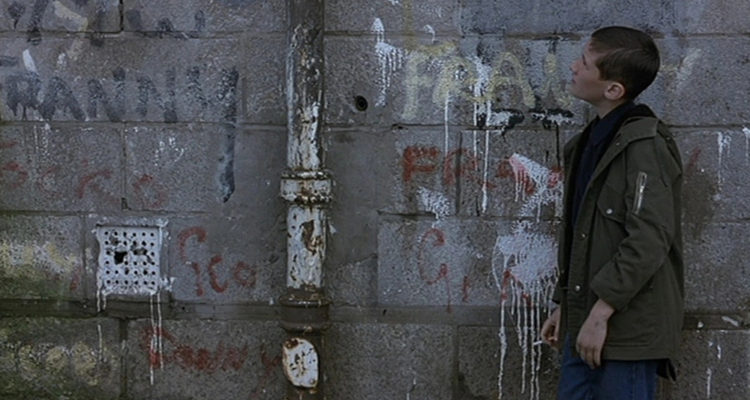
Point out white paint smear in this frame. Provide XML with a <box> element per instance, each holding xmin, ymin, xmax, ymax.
<box><xmin>717</xmin><ymin>132</ymin><xmax>731</xmax><ymax>188</ymax></box>
<box><xmin>417</xmin><ymin>187</ymin><xmax>451</xmax><ymax>220</ymax></box>
<box><xmin>492</xmin><ymin>154</ymin><xmax>562</xmax><ymax>400</ymax></box>
<box><xmin>675</xmin><ymin>48</ymin><xmax>702</xmax><ymax>94</ymax></box>
<box><xmin>53</xmin><ymin>0</ymin><xmax>88</xmax><ymax>28</ymax></box>
<box><xmin>373</xmin><ymin>18</ymin><xmax>405</xmax><ymax>107</ymax></box>
<box><xmin>22</xmin><ymin>50</ymin><xmax>37</xmax><ymax>73</ymax></box>
<box><xmin>721</xmin><ymin>315</ymin><xmax>740</xmax><ymax>327</ymax></box>
<box><xmin>423</xmin><ymin>25</ymin><xmax>436</xmax><ymax>43</ymax></box>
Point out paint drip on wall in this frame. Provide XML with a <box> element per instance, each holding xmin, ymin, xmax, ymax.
<box><xmin>372</xmin><ymin>18</ymin><xmax>406</xmax><ymax>107</ymax></box>
<box><xmin>491</xmin><ymin>154</ymin><xmax>561</xmax><ymax>400</ymax></box>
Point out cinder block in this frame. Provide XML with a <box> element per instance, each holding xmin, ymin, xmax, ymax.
<box><xmin>655</xmin><ymin>37</ymin><xmax>750</xmax><ymax>126</ymax></box>
<box><xmin>326</xmin><ymin>322</ymin><xmax>453</xmax><ymax>400</ymax></box>
<box><xmin>458</xmin><ymin>326</ymin><xmax>560</xmax><ymax>399</ymax></box>
<box><xmin>0</xmin><ymin>123</ymin><xmax>123</xmax><ymax>212</ymax></box>
<box><xmin>0</xmin><ymin>36</ymin><xmax>285</xmax><ymax>124</ymax></box>
<box><xmin>0</xmin><ymin>215</ymin><xmax>85</xmax><ymax>300</ymax></box>
<box><xmin>0</xmin><ymin>0</ymin><xmax>120</xmax><ymax>33</ymax></box>
<box><xmin>123</xmin><ymin>0</ymin><xmax>286</xmax><ymax>34</ymax></box>
<box><xmin>0</xmin><ymin>318</ymin><xmax>120</xmax><ymax>399</ymax></box>
<box><xmin>662</xmin><ymin>329</ymin><xmax>750</xmax><ymax>399</ymax></box>
<box><xmin>460</xmin><ymin>0</ymin><xmax>678</xmax><ymax>35</ymax></box>
<box><xmin>325</xmin><ymin>0</ymin><xmax>460</xmax><ymax>35</ymax></box>
<box><xmin>325</xmin><ymin>128</ymin><xmax>392</xmax><ymax>305</ymax></box>
<box><xmin>125</xmin><ymin>124</ymin><xmax>216</xmax><ymax>211</ymax></box>
<box><xmin>378</xmin><ymin>218</ymin><xmax>558</xmax><ymax>308</ymax></box>
<box><xmin>677</xmin><ymin>129</ymin><xmax>750</xmax><ymax>226</ymax></box>
<box><xmin>166</xmin><ymin>215</ymin><xmax>286</xmax><ymax>304</ymax></box>
<box><xmin>683</xmin><ymin>222</ymin><xmax>750</xmax><ymax>312</ymax></box>
<box><xmin>325</xmin><ymin>36</ymin><xmax>586</xmax><ymax>127</ymax></box>
<box><xmin>125</xmin><ymin>319</ymin><xmax>285</xmax><ymax>399</ymax></box>
<box><xmin>677</xmin><ymin>0</ymin><xmax>750</xmax><ymax>34</ymax></box>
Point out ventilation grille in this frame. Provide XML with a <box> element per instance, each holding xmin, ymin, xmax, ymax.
<box><xmin>95</xmin><ymin>226</ymin><xmax>163</xmax><ymax>296</ymax></box>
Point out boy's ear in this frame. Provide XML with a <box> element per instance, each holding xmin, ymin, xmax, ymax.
<box><xmin>604</xmin><ymin>81</ymin><xmax>626</xmax><ymax>101</ymax></box>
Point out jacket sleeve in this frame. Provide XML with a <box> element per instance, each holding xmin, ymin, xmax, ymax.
<box><xmin>589</xmin><ymin>135</ymin><xmax>681</xmax><ymax>311</ymax></box>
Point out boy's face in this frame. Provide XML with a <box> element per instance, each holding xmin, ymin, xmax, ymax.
<box><xmin>568</xmin><ymin>41</ymin><xmax>611</xmax><ymax>105</ymax></box>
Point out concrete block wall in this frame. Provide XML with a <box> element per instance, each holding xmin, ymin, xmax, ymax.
<box><xmin>0</xmin><ymin>0</ymin><xmax>288</xmax><ymax>398</ymax></box>
<box><xmin>0</xmin><ymin>1</ymin><xmax>747</xmax><ymax>399</ymax></box>
<box><xmin>324</xmin><ymin>1</ymin><xmax>748</xmax><ymax>399</ymax></box>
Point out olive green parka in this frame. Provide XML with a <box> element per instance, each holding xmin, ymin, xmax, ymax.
<box><xmin>554</xmin><ymin>105</ymin><xmax>684</xmax><ymax>376</ymax></box>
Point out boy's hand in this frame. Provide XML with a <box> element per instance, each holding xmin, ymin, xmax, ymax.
<box><xmin>541</xmin><ymin>307</ymin><xmax>561</xmax><ymax>347</ymax></box>
<box><xmin>575</xmin><ymin>299</ymin><xmax>615</xmax><ymax>369</ymax></box>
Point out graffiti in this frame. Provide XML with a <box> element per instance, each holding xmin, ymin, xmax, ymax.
<box><xmin>177</xmin><ymin>226</ymin><xmax>258</xmax><ymax>297</ymax></box>
<box><xmin>3</xmin><ymin>0</ymin><xmax>111</xmax><ymax>45</ymax></box>
<box><xmin>1</xmin><ymin>63</ymin><xmax>239</xmax><ymax>123</ymax></box>
<box><xmin>402</xmin><ymin>144</ymin><xmax>557</xmax><ymax>210</ymax></box>
<box><xmin>0</xmin><ymin>137</ymin><xmax>174</xmax><ymax>208</ymax></box>
<box><xmin>141</xmin><ymin>325</ymin><xmax>281</xmax><ymax>394</ymax></box>
<box><xmin>0</xmin><ymin>332</ymin><xmax>115</xmax><ymax>386</ymax></box>
<box><xmin>491</xmin><ymin>154</ymin><xmax>561</xmax><ymax>400</ymax></box>
<box><xmin>417</xmin><ymin>228</ymin><xmax>454</xmax><ymax>312</ymax></box>
<box><xmin>132</xmin><ymin>174</ymin><xmax>169</xmax><ymax>209</ymax></box>
<box><xmin>250</xmin><ymin>344</ymin><xmax>283</xmax><ymax>399</ymax></box>
<box><xmin>125</xmin><ymin>9</ymin><xmax>207</xmax><ymax>38</ymax></box>
<box><xmin>371</xmin><ymin>18</ymin><xmax>574</xmax><ymax>122</ymax></box>
<box><xmin>0</xmin><ymin>239</ymin><xmax>82</xmax><ymax>293</ymax></box>
<box><xmin>141</xmin><ymin>326</ymin><xmax>249</xmax><ymax>373</ymax></box>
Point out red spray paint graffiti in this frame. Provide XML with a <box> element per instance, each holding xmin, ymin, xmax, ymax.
<box><xmin>141</xmin><ymin>326</ymin><xmax>249</xmax><ymax>373</ymax></box>
<box><xmin>177</xmin><ymin>226</ymin><xmax>258</xmax><ymax>297</ymax></box>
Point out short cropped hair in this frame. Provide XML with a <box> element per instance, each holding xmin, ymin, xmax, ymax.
<box><xmin>590</xmin><ymin>26</ymin><xmax>660</xmax><ymax>100</ymax></box>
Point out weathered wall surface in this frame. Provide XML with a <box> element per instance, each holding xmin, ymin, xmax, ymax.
<box><xmin>0</xmin><ymin>1</ymin><xmax>747</xmax><ymax>399</ymax></box>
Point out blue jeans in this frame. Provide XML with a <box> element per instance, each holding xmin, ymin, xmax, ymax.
<box><xmin>558</xmin><ymin>336</ymin><xmax>659</xmax><ymax>400</ymax></box>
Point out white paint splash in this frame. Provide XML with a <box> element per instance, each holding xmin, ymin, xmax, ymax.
<box><xmin>423</xmin><ymin>25</ymin><xmax>436</xmax><ymax>43</ymax></box>
<box><xmin>52</xmin><ymin>1</ymin><xmax>89</xmax><ymax>60</ymax></box>
<box><xmin>492</xmin><ymin>154</ymin><xmax>562</xmax><ymax>400</ymax></box>
<box><xmin>721</xmin><ymin>315</ymin><xmax>740</xmax><ymax>328</ymax></box>
<box><xmin>148</xmin><ymin>293</ymin><xmax>164</xmax><ymax>385</ymax></box>
<box><xmin>469</xmin><ymin>55</ymin><xmax>493</xmax><ymax>127</ymax></box>
<box><xmin>717</xmin><ymin>132</ymin><xmax>731</xmax><ymax>188</ymax></box>
<box><xmin>706</xmin><ymin>367</ymin><xmax>712</xmax><ymax>398</ymax></box>
<box><xmin>53</xmin><ymin>0</ymin><xmax>88</xmax><ymax>27</ymax></box>
<box><xmin>22</xmin><ymin>50</ymin><xmax>37</xmax><ymax>73</ymax></box>
<box><xmin>373</xmin><ymin>18</ymin><xmax>406</xmax><ymax>107</ymax></box>
<box><xmin>417</xmin><ymin>186</ymin><xmax>451</xmax><ymax>221</ymax></box>
<box><xmin>444</xmin><ymin>94</ymin><xmax>451</xmax><ymax>156</ymax></box>
<box><xmin>743</xmin><ymin>127</ymin><xmax>750</xmax><ymax>165</ymax></box>
<box><xmin>674</xmin><ymin>48</ymin><xmax>702</xmax><ymax>94</ymax></box>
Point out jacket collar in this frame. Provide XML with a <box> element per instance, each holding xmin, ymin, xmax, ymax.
<box><xmin>589</xmin><ymin>105</ymin><xmax>659</xmax><ymax>183</ymax></box>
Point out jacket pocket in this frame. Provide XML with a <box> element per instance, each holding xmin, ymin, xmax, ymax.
<box><xmin>592</xmin><ymin>184</ymin><xmax>627</xmax><ymax>262</ymax></box>
<box><xmin>606</xmin><ymin>285</ymin><xmax>657</xmax><ymax>346</ymax></box>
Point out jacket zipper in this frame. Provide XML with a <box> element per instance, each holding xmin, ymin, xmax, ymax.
<box><xmin>634</xmin><ymin>171</ymin><xmax>648</xmax><ymax>215</ymax></box>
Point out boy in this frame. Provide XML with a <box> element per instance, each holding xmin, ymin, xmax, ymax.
<box><xmin>540</xmin><ymin>26</ymin><xmax>684</xmax><ymax>400</ymax></box>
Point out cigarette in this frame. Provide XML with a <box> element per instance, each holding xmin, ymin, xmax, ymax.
<box><xmin>532</xmin><ymin>340</ymin><xmax>543</xmax><ymax>346</ymax></box>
